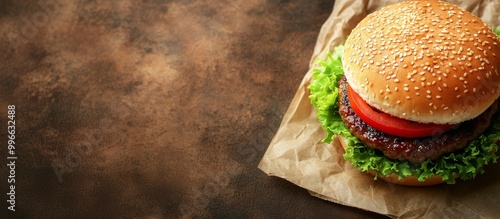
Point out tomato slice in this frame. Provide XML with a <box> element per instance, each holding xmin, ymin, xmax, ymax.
<box><xmin>347</xmin><ymin>84</ymin><xmax>455</xmax><ymax>138</ymax></box>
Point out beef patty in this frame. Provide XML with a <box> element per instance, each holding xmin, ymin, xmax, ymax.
<box><xmin>338</xmin><ymin>76</ymin><xmax>498</xmax><ymax>164</ymax></box>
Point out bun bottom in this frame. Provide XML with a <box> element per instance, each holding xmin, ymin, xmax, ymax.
<box><xmin>334</xmin><ymin>135</ymin><xmax>455</xmax><ymax>186</ymax></box>
<box><xmin>367</xmin><ymin>171</ymin><xmax>448</xmax><ymax>187</ymax></box>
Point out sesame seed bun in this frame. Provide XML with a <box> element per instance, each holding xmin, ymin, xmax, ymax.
<box><xmin>342</xmin><ymin>0</ymin><xmax>500</xmax><ymax>124</ymax></box>
<box><xmin>334</xmin><ymin>135</ymin><xmax>454</xmax><ymax>186</ymax></box>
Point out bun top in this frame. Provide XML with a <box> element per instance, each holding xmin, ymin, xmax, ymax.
<box><xmin>342</xmin><ymin>0</ymin><xmax>500</xmax><ymax>124</ymax></box>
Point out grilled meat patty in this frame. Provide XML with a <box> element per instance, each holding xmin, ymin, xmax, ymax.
<box><xmin>338</xmin><ymin>76</ymin><xmax>498</xmax><ymax>164</ymax></box>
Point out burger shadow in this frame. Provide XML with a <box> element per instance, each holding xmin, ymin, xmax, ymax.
<box><xmin>447</xmin><ymin>160</ymin><xmax>500</xmax><ymax>195</ymax></box>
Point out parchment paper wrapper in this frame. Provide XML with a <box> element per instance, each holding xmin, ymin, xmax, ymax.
<box><xmin>258</xmin><ymin>0</ymin><xmax>500</xmax><ymax>218</ymax></box>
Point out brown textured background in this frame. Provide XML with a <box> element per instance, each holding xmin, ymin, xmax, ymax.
<box><xmin>0</xmin><ymin>0</ymin><xmax>387</xmax><ymax>218</ymax></box>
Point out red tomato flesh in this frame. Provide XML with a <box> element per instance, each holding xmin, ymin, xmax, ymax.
<box><xmin>347</xmin><ymin>84</ymin><xmax>455</xmax><ymax>138</ymax></box>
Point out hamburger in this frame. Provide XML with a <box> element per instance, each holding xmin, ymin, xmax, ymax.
<box><xmin>308</xmin><ymin>0</ymin><xmax>500</xmax><ymax>186</ymax></box>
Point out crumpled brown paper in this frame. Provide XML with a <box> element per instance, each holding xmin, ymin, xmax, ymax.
<box><xmin>258</xmin><ymin>0</ymin><xmax>500</xmax><ymax>218</ymax></box>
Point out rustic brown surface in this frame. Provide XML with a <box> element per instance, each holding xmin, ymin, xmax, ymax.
<box><xmin>0</xmin><ymin>0</ymin><xmax>387</xmax><ymax>218</ymax></box>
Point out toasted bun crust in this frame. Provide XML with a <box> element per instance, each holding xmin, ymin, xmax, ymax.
<box><xmin>342</xmin><ymin>0</ymin><xmax>500</xmax><ymax>124</ymax></box>
<box><xmin>335</xmin><ymin>135</ymin><xmax>452</xmax><ymax>186</ymax></box>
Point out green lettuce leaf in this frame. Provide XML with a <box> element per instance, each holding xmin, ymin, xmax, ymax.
<box><xmin>308</xmin><ymin>45</ymin><xmax>500</xmax><ymax>184</ymax></box>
